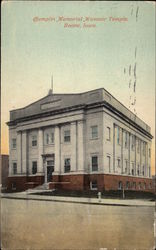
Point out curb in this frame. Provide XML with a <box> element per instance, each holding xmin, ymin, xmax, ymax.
<box><xmin>1</xmin><ymin>195</ymin><xmax>155</xmax><ymax>207</ymax></box>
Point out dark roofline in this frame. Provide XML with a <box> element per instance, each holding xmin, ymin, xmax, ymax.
<box><xmin>9</xmin><ymin>87</ymin><xmax>151</xmax><ymax>134</ymax></box>
<box><xmin>7</xmin><ymin>101</ymin><xmax>153</xmax><ymax>140</ymax></box>
<box><xmin>9</xmin><ymin>88</ymin><xmax>104</xmax><ymax>112</ymax></box>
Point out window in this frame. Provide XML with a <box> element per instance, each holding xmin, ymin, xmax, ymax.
<box><xmin>143</xmin><ymin>142</ymin><xmax>146</xmax><ymax>156</ymax></box>
<box><xmin>107</xmin><ymin>156</ymin><xmax>111</xmax><ymax>173</ymax></box>
<box><xmin>51</xmin><ymin>132</ymin><xmax>54</xmax><ymax>144</ymax></box>
<box><xmin>149</xmin><ymin>148</ymin><xmax>151</xmax><ymax>158</ymax></box>
<box><xmin>32</xmin><ymin>135</ymin><xmax>37</xmax><ymax>146</ymax></box>
<box><xmin>125</xmin><ymin>160</ymin><xmax>128</xmax><ymax>173</ymax></box>
<box><xmin>90</xmin><ymin>180</ymin><xmax>98</xmax><ymax>190</ymax></box>
<box><xmin>12</xmin><ymin>139</ymin><xmax>16</xmax><ymax>149</ymax></box>
<box><xmin>47</xmin><ymin>160</ymin><xmax>54</xmax><ymax>167</ymax></box>
<box><xmin>143</xmin><ymin>183</ymin><xmax>146</xmax><ymax>190</ymax></box>
<box><xmin>131</xmin><ymin>163</ymin><xmax>134</xmax><ymax>175</ymax></box>
<box><xmin>64</xmin><ymin>158</ymin><xmax>70</xmax><ymax>173</ymax></box>
<box><xmin>126</xmin><ymin>181</ymin><xmax>130</xmax><ymax>190</ymax></box>
<box><xmin>12</xmin><ymin>182</ymin><xmax>16</xmax><ymax>190</ymax></box>
<box><xmin>138</xmin><ymin>182</ymin><xmax>142</xmax><ymax>190</ymax></box>
<box><xmin>137</xmin><ymin>139</ymin><xmax>140</xmax><ymax>153</ymax></box>
<box><xmin>142</xmin><ymin>165</ymin><xmax>144</xmax><ymax>176</ymax></box>
<box><xmin>131</xmin><ymin>135</ymin><xmax>135</xmax><ymax>151</ymax></box>
<box><xmin>92</xmin><ymin>156</ymin><xmax>98</xmax><ymax>171</ymax></box>
<box><xmin>149</xmin><ymin>183</ymin><xmax>152</xmax><ymax>189</ymax></box>
<box><xmin>133</xmin><ymin>182</ymin><xmax>136</xmax><ymax>189</ymax></box>
<box><xmin>91</xmin><ymin>126</ymin><xmax>98</xmax><ymax>139</ymax></box>
<box><xmin>117</xmin><ymin>159</ymin><xmax>121</xmax><ymax>168</ymax></box>
<box><xmin>118</xmin><ymin>181</ymin><xmax>123</xmax><ymax>190</ymax></box>
<box><xmin>137</xmin><ymin>164</ymin><xmax>140</xmax><ymax>176</ymax></box>
<box><xmin>46</xmin><ymin>132</ymin><xmax>54</xmax><ymax>145</ymax></box>
<box><xmin>117</xmin><ymin>126</ymin><xmax>120</xmax><ymax>144</ymax></box>
<box><xmin>46</xmin><ymin>134</ymin><xmax>49</xmax><ymax>144</ymax></box>
<box><xmin>13</xmin><ymin>162</ymin><xmax>17</xmax><ymax>175</ymax></box>
<box><xmin>149</xmin><ymin>166</ymin><xmax>151</xmax><ymax>177</ymax></box>
<box><xmin>106</xmin><ymin>127</ymin><xmax>111</xmax><ymax>141</ymax></box>
<box><xmin>64</xmin><ymin>130</ymin><xmax>70</xmax><ymax>142</ymax></box>
<box><xmin>32</xmin><ymin>161</ymin><xmax>37</xmax><ymax>174</ymax></box>
<box><xmin>125</xmin><ymin>132</ymin><xmax>128</xmax><ymax>148</ymax></box>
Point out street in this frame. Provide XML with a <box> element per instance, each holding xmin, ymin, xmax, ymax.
<box><xmin>1</xmin><ymin>197</ymin><xmax>154</xmax><ymax>249</ymax></box>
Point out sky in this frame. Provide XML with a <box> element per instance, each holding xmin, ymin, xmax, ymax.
<box><xmin>1</xmin><ymin>1</ymin><xmax>155</xmax><ymax>174</ymax></box>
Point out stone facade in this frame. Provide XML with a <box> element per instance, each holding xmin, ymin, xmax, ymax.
<box><xmin>7</xmin><ymin>88</ymin><xmax>153</xmax><ymax>192</ymax></box>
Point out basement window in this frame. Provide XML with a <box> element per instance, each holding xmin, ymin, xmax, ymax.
<box><xmin>138</xmin><ymin>182</ymin><xmax>142</xmax><ymax>190</ymax></box>
<box><xmin>118</xmin><ymin>181</ymin><xmax>123</xmax><ymax>190</ymax></box>
<box><xmin>12</xmin><ymin>182</ymin><xmax>16</xmax><ymax>190</ymax></box>
<box><xmin>133</xmin><ymin>182</ymin><xmax>136</xmax><ymax>189</ymax></box>
<box><xmin>126</xmin><ymin>181</ymin><xmax>130</xmax><ymax>190</ymax></box>
<box><xmin>90</xmin><ymin>180</ymin><xmax>98</xmax><ymax>190</ymax></box>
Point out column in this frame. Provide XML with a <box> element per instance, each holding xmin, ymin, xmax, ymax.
<box><xmin>134</xmin><ymin>136</ymin><xmax>137</xmax><ymax>176</ymax></box>
<box><xmin>71</xmin><ymin>122</ymin><xmax>77</xmax><ymax>172</ymax></box>
<box><xmin>54</xmin><ymin>125</ymin><xmax>61</xmax><ymax>174</ymax></box>
<box><xmin>43</xmin><ymin>158</ymin><xmax>47</xmax><ymax>183</ymax></box>
<box><xmin>113</xmin><ymin>124</ymin><xmax>115</xmax><ymax>173</ymax></box>
<box><xmin>22</xmin><ymin>131</ymin><xmax>27</xmax><ymax>175</ymax></box>
<box><xmin>140</xmin><ymin>140</ymin><xmax>142</xmax><ymax>175</ymax></box>
<box><xmin>128</xmin><ymin>132</ymin><xmax>131</xmax><ymax>174</ymax></box>
<box><xmin>9</xmin><ymin>130</ymin><xmax>12</xmax><ymax>176</ymax></box>
<box><xmin>38</xmin><ymin>129</ymin><xmax>43</xmax><ymax>173</ymax></box>
<box><xmin>121</xmin><ymin>128</ymin><xmax>124</xmax><ymax>174</ymax></box>
<box><xmin>145</xmin><ymin>142</ymin><xmax>148</xmax><ymax>177</ymax></box>
<box><xmin>77</xmin><ymin>120</ymin><xmax>84</xmax><ymax>172</ymax></box>
<box><xmin>17</xmin><ymin>131</ymin><xmax>22</xmax><ymax>174</ymax></box>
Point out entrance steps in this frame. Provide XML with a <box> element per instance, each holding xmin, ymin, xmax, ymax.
<box><xmin>33</xmin><ymin>182</ymin><xmax>52</xmax><ymax>190</ymax></box>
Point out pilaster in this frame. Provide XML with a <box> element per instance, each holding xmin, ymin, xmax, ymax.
<box><xmin>54</xmin><ymin>125</ymin><xmax>61</xmax><ymax>174</ymax></box>
<box><xmin>38</xmin><ymin>129</ymin><xmax>43</xmax><ymax>173</ymax></box>
<box><xmin>71</xmin><ymin>121</ymin><xmax>77</xmax><ymax>172</ymax></box>
<box><xmin>17</xmin><ymin>131</ymin><xmax>22</xmax><ymax>173</ymax></box>
<box><xmin>77</xmin><ymin>120</ymin><xmax>84</xmax><ymax>172</ymax></box>
<box><xmin>22</xmin><ymin>131</ymin><xmax>27</xmax><ymax>174</ymax></box>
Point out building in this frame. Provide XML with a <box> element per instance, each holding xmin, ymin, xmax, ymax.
<box><xmin>7</xmin><ymin>88</ymin><xmax>153</xmax><ymax>192</ymax></box>
<box><xmin>0</xmin><ymin>154</ymin><xmax>9</xmax><ymax>190</ymax></box>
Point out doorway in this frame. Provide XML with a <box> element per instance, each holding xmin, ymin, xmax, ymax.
<box><xmin>46</xmin><ymin>158</ymin><xmax>54</xmax><ymax>182</ymax></box>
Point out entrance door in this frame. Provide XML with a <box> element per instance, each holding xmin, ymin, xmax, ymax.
<box><xmin>47</xmin><ymin>158</ymin><xmax>54</xmax><ymax>182</ymax></box>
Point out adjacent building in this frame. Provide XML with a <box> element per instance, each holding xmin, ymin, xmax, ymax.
<box><xmin>0</xmin><ymin>154</ymin><xmax>9</xmax><ymax>190</ymax></box>
<box><xmin>7</xmin><ymin>88</ymin><xmax>153</xmax><ymax>192</ymax></box>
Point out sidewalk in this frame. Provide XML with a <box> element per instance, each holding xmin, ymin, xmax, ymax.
<box><xmin>1</xmin><ymin>190</ymin><xmax>155</xmax><ymax>207</ymax></box>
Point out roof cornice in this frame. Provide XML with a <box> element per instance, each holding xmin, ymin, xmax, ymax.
<box><xmin>7</xmin><ymin>101</ymin><xmax>153</xmax><ymax>139</ymax></box>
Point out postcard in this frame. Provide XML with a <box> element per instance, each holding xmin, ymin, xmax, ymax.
<box><xmin>1</xmin><ymin>1</ymin><xmax>155</xmax><ymax>249</ymax></box>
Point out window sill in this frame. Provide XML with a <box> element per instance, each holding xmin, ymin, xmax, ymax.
<box><xmin>30</xmin><ymin>146</ymin><xmax>38</xmax><ymax>149</ymax></box>
<box><xmin>90</xmin><ymin>137</ymin><xmax>99</xmax><ymax>140</ymax></box>
<box><xmin>45</xmin><ymin>143</ymin><xmax>55</xmax><ymax>146</ymax></box>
